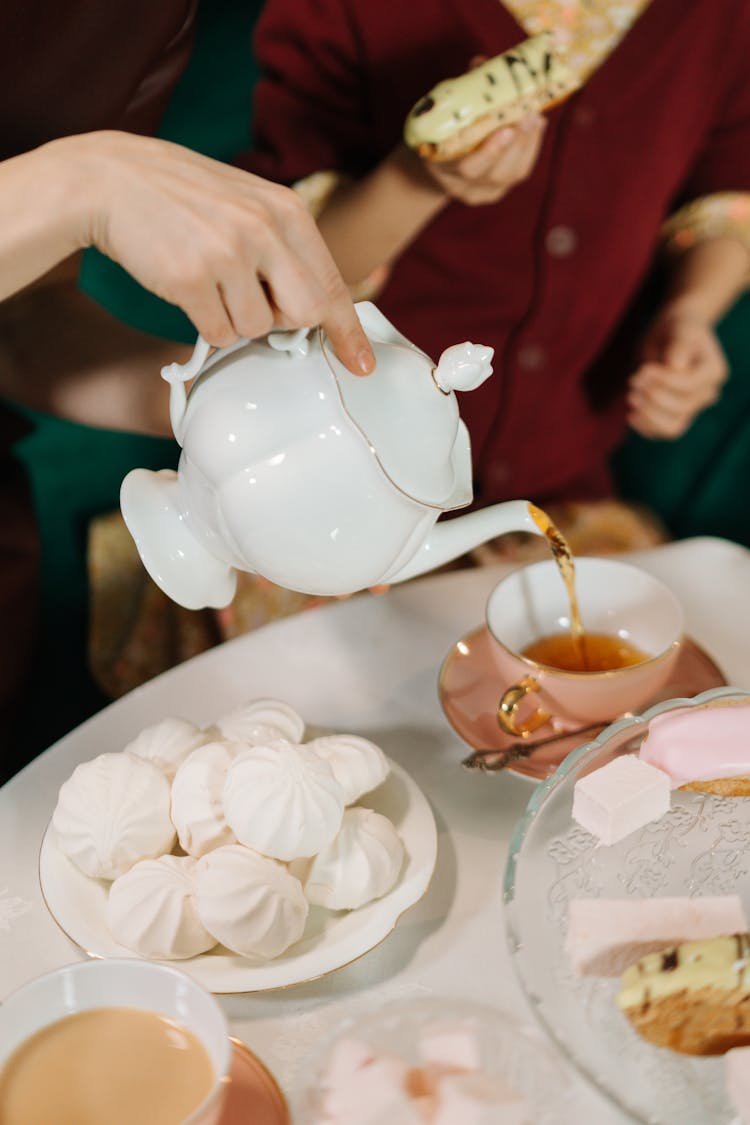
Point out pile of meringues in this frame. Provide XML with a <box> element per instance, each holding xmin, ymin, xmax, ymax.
<box><xmin>52</xmin><ymin>699</ymin><xmax>404</xmax><ymax>960</ymax></box>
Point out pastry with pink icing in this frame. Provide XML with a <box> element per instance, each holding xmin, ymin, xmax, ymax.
<box><xmin>566</xmin><ymin>895</ymin><xmax>748</xmax><ymax>976</ymax></box>
<box><xmin>572</xmin><ymin>754</ymin><xmax>671</xmax><ymax>845</ymax></box>
<box><xmin>639</xmin><ymin>702</ymin><xmax>750</xmax><ymax>796</ymax></box>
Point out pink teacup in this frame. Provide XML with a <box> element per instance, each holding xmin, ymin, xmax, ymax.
<box><xmin>485</xmin><ymin>557</ymin><xmax>684</xmax><ymax>737</ymax></box>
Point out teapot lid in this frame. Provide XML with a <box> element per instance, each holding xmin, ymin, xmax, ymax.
<box><xmin>321</xmin><ymin>303</ymin><xmax>493</xmax><ymax>509</ymax></box>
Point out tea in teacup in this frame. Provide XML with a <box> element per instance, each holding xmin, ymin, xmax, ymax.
<box><xmin>485</xmin><ymin>556</ymin><xmax>684</xmax><ymax>735</ymax></box>
<box><xmin>522</xmin><ymin>631</ymin><xmax>650</xmax><ymax>673</ymax></box>
<box><xmin>0</xmin><ymin>960</ymin><xmax>230</xmax><ymax>1125</ymax></box>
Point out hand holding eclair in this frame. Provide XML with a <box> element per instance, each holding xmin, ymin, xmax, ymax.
<box><xmin>403</xmin><ymin>32</ymin><xmax>577</xmax><ymax>163</ymax></box>
<box><xmin>420</xmin><ymin>113</ymin><xmax>547</xmax><ymax>207</ymax></box>
<box><xmin>402</xmin><ymin>33</ymin><xmax>574</xmax><ymax>206</ymax></box>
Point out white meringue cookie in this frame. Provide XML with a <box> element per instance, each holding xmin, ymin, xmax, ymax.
<box><xmin>195</xmin><ymin>844</ymin><xmax>308</xmax><ymax>958</ymax></box>
<box><xmin>52</xmin><ymin>752</ymin><xmax>175</xmax><ymax>880</ymax></box>
<box><xmin>214</xmin><ymin>698</ymin><xmax>305</xmax><ymax>746</ymax></box>
<box><xmin>124</xmin><ymin>717</ymin><xmax>208</xmax><ymax>782</ymax></box>
<box><xmin>292</xmin><ymin>807</ymin><xmax>404</xmax><ymax>910</ymax></box>
<box><xmin>306</xmin><ymin>734</ymin><xmax>389</xmax><ymax>804</ymax></box>
<box><xmin>223</xmin><ymin>740</ymin><xmax>345</xmax><ymax>860</ymax></box>
<box><xmin>170</xmin><ymin>741</ymin><xmax>239</xmax><ymax>857</ymax></box>
<box><xmin>107</xmin><ymin>854</ymin><xmax>217</xmax><ymax>960</ymax></box>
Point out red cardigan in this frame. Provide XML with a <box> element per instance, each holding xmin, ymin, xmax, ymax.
<box><xmin>247</xmin><ymin>0</ymin><xmax>750</xmax><ymax>505</ymax></box>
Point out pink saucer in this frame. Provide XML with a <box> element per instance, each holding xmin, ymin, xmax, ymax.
<box><xmin>219</xmin><ymin>1038</ymin><xmax>290</xmax><ymax>1125</ymax></box>
<box><xmin>439</xmin><ymin>627</ymin><xmax>726</xmax><ymax>782</ymax></box>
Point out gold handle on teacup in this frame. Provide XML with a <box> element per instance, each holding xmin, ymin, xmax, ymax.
<box><xmin>497</xmin><ymin>675</ymin><xmax>551</xmax><ymax>737</ymax></box>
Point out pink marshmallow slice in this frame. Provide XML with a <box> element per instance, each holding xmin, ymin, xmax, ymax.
<box><xmin>566</xmin><ymin>895</ymin><xmax>748</xmax><ymax>976</ymax></box>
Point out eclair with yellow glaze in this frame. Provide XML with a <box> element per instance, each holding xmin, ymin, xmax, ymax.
<box><xmin>403</xmin><ymin>32</ymin><xmax>579</xmax><ymax>163</ymax></box>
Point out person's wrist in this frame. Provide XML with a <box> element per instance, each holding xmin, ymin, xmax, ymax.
<box><xmin>657</xmin><ymin>294</ymin><xmax>714</xmax><ymax>328</ymax></box>
<box><xmin>390</xmin><ymin>143</ymin><xmax>448</xmax><ymax>205</ymax></box>
<box><xmin>40</xmin><ymin>134</ymin><xmax>104</xmax><ymax>252</ymax></box>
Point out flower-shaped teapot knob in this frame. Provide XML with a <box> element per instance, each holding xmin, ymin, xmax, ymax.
<box><xmin>433</xmin><ymin>342</ymin><xmax>494</xmax><ymax>393</ymax></box>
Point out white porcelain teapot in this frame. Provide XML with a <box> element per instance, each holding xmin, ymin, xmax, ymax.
<box><xmin>120</xmin><ymin>303</ymin><xmax>544</xmax><ymax>609</ymax></box>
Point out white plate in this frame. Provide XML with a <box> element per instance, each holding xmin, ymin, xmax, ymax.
<box><xmin>39</xmin><ymin>759</ymin><xmax>436</xmax><ymax>994</ymax></box>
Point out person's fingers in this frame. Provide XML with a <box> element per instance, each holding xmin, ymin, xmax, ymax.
<box><xmin>499</xmin><ymin>115</ymin><xmax>547</xmax><ymax>182</ymax></box>
<box><xmin>319</xmin><ymin>296</ymin><xmax>376</xmax><ymax>375</ymax></box>
<box><xmin>453</xmin><ymin>128</ymin><xmax>516</xmax><ymax>179</ymax></box>
<box><xmin>662</xmin><ymin>335</ymin><xmax>698</xmax><ymax>371</ymax></box>
<box><xmin>455</xmin><ymin>115</ymin><xmax>545</xmax><ymax>185</ymax></box>
<box><xmin>628</xmin><ymin>405</ymin><xmax>692</xmax><ymax>440</ymax></box>
<box><xmin>176</xmin><ymin>273</ymin><xmax>239</xmax><ymax>347</ymax></box>
<box><xmin>89</xmin><ymin>137</ymin><xmax>371</xmax><ymax>368</ymax></box>
<box><xmin>628</xmin><ymin>361</ymin><xmax>669</xmax><ymax>394</ymax></box>
<box><xmin>627</xmin><ymin>391</ymin><xmax>693</xmax><ymax>438</ymax></box>
<box><xmin>628</xmin><ymin>369</ymin><xmax>721</xmax><ymax>438</ymax></box>
<box><xmin>215</xmin><ymin>270</ymin><xmax>276</xmax><ymax>341</ymax></box>
<box><xmin>253</xmin><ymin>198</ymin><xmax>374</xmax><ymax>374</ymax></box>
<box><xmin>628</xmin><ymin>380</ymin><xmax>709</xmax><ymax>417</ymax></box>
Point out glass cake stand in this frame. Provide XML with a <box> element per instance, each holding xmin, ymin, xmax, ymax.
<box><xmin>504</xmin><ymin>686</ymin><xmax>750</xmax><ymax>1125</ymax></box>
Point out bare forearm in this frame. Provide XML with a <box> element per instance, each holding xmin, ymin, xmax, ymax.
<box><xmin>0</xmin><ymin>143</ymin><xmax>92</xmax><ymax>300</ymax></box>
<box><xmin>317</xmin><ymin>146</ymin><xmax>447</xmax><ymax>285</ymax></box>
<box><xmin>664</xmin><ymin>237</ymin><xmax>750</xmax><ymax>324</ymax></box>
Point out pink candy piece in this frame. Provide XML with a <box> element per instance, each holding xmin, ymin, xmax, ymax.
<box><xmin>319</xmin><ymin>1053</ymin><xmax>411</xmax><ymax>1124</ymax></box>
<box><xmin>320</xmin><ymin>1035</ymin><xmax>377</xmax><ymax>1087</ymax></box>
<box><xmin>566</xmin><ymin>895</ymin><xmax>748</xmax><ymax>976</ymax></box>
<box><xmin>417</xmin><ymin>1022</ymin><xmax>482</xmax><ymax>1072</ymax></box>
<box><xmin>572</xmin><ymin>755</ymin><xmax>670</xmax><ymax>845</ymax></box>
<box><xmin>639</xmin><ymin>703</ymin><xmax>750</xmax><ymax>786</ymax></box>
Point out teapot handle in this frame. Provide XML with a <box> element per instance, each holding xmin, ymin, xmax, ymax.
<box><xmin>161</xmin><ymin>336</ymin><xmax>213</xmax><ymax>445</ymax></box>
<box><xmin>161</xmin><ymin>334</ymin><xmax>248</xmax><ymax>444</ymax></box>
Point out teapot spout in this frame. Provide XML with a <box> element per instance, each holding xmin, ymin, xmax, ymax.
<box><xmin>386</xmin><ymin>500</ymin><xmax>544</xmax><ymax>584</ymax></box>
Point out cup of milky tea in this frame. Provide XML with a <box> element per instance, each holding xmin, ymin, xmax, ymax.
<box><xmin>0</xmin><ymin>959</ymin><xmax>231</xmax><ymax>1125</ymax></box>
<box><xmin>486</xmin><ymin>557</ymin><xmax>684</xmax><ymax>736</ymax></box>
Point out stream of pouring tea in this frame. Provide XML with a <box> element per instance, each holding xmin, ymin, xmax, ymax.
<box><xmin>527</xmin><ymin>501</ymin><xmax>585</xmax><ymax>656</ymax></box>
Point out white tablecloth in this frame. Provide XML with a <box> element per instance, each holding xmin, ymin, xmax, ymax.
<box><xmin>3</xmin><ymin>536</ymin><xmax>750</xmax><ymax>1122</ymax></box>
